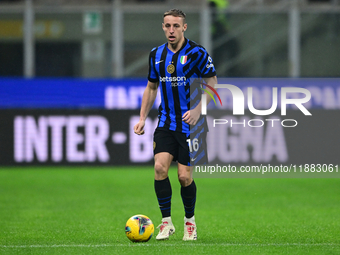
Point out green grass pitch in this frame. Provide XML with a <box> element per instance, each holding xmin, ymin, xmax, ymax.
<box><xmin>0</xmin><ymin>166</ymin><xmax>339</xmax><ymax>254</ymax></box>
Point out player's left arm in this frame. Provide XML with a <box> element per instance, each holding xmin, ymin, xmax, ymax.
<box><xmin>182</xmin><ymin>75</ymin><xmax>217</xmax><ymax>125</ymax></box>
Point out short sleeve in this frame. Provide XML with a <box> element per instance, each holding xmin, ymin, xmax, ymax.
<box><xmin>196</xmin><ymin>49</ymin><xmax>216</xmax><ymax>78</ymax></box>
<box><xmin>148</xmin><ymin>48</ymin><xmax>159</xmax><ymax>82</ymax></box>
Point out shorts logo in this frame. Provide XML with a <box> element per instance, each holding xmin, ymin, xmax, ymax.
<box><xmin>153</xmin><ymin>142</ymin><xmax>156</xmax><ymax>150</ymax></box>
<box><xmin>167</xmin><ymin>64</ymin><xmax>175</xmax><ymax>74</ymax></box>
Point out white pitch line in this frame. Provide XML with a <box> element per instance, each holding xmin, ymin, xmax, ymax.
<box><xmin>0</xmin><ymin>243</ymin><xmax>339</xmax><ymax>248</ymax></box>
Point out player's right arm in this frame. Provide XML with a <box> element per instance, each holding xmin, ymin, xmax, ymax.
<box><xmin>134</xmin><ymin>80</ymin><xmax>159</xmax><ymax>135</ymax></box>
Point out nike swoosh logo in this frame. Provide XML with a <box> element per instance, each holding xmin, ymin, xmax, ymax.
<box><xmin>191</xmin><ymin>157</ymin><xmax>197</xmax><ymax>161</ymax></box>
<box><xmin>156</xmin><ymin>60</ymin><xmax>164</xmax><ymax>64</ymax></box>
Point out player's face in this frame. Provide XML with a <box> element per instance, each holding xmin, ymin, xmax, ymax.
<box><xmin>162</xmin><ymin>15</ymin><xmax>187</xmax><ymax>46</ymax></box>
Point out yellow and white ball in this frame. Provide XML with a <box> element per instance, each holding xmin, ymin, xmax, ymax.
<box><xmin>125</xmin><ymin>214</ymin><xmax>154</xmax><ymax>242</ymax></box>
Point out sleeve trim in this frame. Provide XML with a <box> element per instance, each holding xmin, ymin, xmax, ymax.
<box><xmin>202</xmin><ymin>72</ymin><xmax>217</xmax><ymax>78</ymax></box>
<box><xmin>148</xmin><ymin>77</ymin><xmax>159</xmax><ymax>83</ymax></box>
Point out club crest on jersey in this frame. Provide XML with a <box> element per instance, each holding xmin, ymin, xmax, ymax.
<box><xmin>167</xmin><ymin>64</ymin><xmax>175</xmax><ymax>74</ymax></box>
<box><xmin>180</xmin><ymin>55</ymin><xmax>187</xmax><ymax>65</ymax></box>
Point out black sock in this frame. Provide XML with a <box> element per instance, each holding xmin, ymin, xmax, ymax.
<box><xmin>181</xmin><ymin>180</ymin><xmax>197</xmax><ymax>219</ymax></box>
<box><xmin>154</xmin><ymin>177</ymin><xmax>172</xmax><ymax>218</ymax></box>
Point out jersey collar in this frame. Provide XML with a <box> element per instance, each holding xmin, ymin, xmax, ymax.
<box><xmin>166</xmin><ymin>38</ymin><xmax>188</xmax><ymax>54</ymax></box>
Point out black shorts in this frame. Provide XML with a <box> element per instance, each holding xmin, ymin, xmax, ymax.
<box><xmin>153</xmin><ymin>127</ymin><xmax>208</xmax><ymax>166</ymax></box>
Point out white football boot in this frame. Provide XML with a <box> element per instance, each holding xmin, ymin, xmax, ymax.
<box><xmin>156</xmin><ymin>218</ymin><xmax>175</xmax><ymax>240</ymax></box>
<box><xmin>183</xmin><ymin>216</ymin><xmax>197</xmax><ymax>241</ymax></box>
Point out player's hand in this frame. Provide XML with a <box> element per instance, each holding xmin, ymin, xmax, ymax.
<box><xmin>182</xmin><ymin>107</ymin><xmax>200</xmax><ymax>126</ymax></box>
<box><xmin>134</xmin><ymin>120</ymin><xmax>145</xmax><ymax>135</ymax></box>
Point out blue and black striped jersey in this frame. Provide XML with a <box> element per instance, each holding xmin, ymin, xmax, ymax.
<box><xmin>148</xmin><ymin>38</ymin><xmax>216</xmax><ymax>134</ymax></box>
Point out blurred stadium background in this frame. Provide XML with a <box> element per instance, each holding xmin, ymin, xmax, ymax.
<box><xmin>0</xmin><ymin>0</ymin><xmax>339</xmax><ymax>166</ymax></box>
<box><xmin>1</xmin><ymin>1</ymin><xmax>340</xmax><ymax>254</ymax></box>
<box><xmin>0</xmin><ymin>0</ymin><xmax>340</xmax><ymax>78</ymax></box>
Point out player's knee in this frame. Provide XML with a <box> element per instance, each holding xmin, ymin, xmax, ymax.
<box><xmin>178</xmin><ymin>174</ymin><xmax>191</xmax><ymax>187</ymax></box>
<box><xmin>154</xmin><ymin>162</ymin><xmax>168</xmax><ymax>178</ymax></box>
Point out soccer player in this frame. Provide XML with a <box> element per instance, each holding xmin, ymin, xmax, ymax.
<box><xmin>134</xmin><ymin>9</ymin><xmax>217</xmax><ymax>241</ymax></box>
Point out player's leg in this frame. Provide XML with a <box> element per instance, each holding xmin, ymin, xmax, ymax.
<box><xmin>176</xmin><ymin>132</ymin><xmax>198</xmax><ymax>241</ymax></box>
<box><xmin>178</xmin><ymin>163</ymin><xmax>197</xmax><ymax>241</ymax></box>
<box><xmin>154</xmin><ymin>152</ymin><xmax>173</xmax><ymax>222</ymax></box>
<box><xmin>178</xmin><ymin>127</ymin><xmax>208</xmax><ymax>239</ymax></box>
<box><xmin>154</xmin><ymin>153</ymin><xmax>176</xmax><ymax>240</ymax></box>
<box><xmin>153</xmin><ymin>128</ymin><xmax>177</xmax><ymax>240</ymax></box>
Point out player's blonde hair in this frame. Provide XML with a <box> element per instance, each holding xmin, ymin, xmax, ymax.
<box><xmin>163</xmin><ymin>9</ymin><xmax>186</xmax><ymax>23</ymax></box>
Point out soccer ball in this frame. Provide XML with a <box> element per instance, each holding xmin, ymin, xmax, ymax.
<box><xmin>125</xmin><ymin>214</ymin><xmax>154</xmax><ymax>242</ymax></box>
